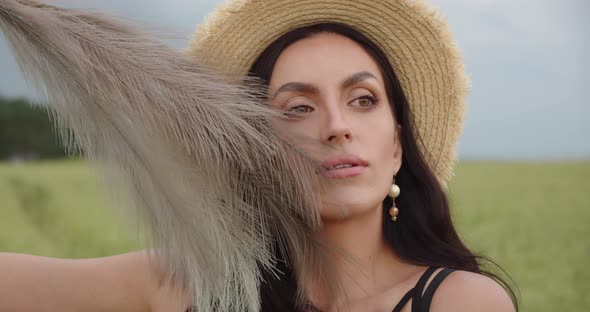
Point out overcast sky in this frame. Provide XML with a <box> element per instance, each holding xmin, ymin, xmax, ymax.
<box><xmin>1</xmin><ymin>0</ymin><xmax>588</xmax><ymax>160</ymax></box>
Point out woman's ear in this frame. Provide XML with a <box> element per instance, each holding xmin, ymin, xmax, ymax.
<box><xmin>392</xmin><ymin>124</ymin><xmax>403</xmax><ymax>173</ymax></box>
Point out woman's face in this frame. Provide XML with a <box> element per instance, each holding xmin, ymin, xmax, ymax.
<box><xmin>267</xmin><ymin>32</ymin><xmax>402</xmax><ymax>220</ymax></box>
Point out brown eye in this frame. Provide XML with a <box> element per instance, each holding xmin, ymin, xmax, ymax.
<box><xmin>358</xmin><ymin>98</ymin><xmax>372</xmax><ymax>107</ymax></box>
<box><xmin>283</xmin><ymin>105</ymin><xmax>314</xmax><ymax>118</ymax></box>
<box><xmin>351</xmin><ymin>95</ymin><xmax>378</xmax><ymax>108</ymax></box>
<box><xmin>288</xmin><ymin>105</ymin><xmax>314</xmax><ymax>114</ymax></box>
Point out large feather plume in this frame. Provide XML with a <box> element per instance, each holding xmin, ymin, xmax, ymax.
<box><xmin>0</xmin><ymin>1</ymin><xmax>336</xmax><ymax>311</ymax></box>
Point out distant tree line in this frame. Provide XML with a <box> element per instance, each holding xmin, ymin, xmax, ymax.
<box><xmin>0</xmin><ymin>95</ymin><xmax>69</xmax><ymax>160</ymax></box>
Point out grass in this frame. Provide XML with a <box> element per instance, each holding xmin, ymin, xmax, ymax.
<box><xmin>0</xmin><ymin>159</ymin><xmax>139</xmax><ymax>258</ymax></box>
<box><xmin>1</xmin><ymin>159</ymin><xmax>588</xmax><ymax>311</ymax></box>
<box><xmin>449</xmin><ymin>161</ymin><xmax>590</xmax><ymax>311</ymax></box>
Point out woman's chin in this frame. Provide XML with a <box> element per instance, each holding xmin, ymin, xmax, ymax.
<box><xmin>318</xmin><ymin>196</ymin><xmax>382</xmax><ymax>222</ymax></box>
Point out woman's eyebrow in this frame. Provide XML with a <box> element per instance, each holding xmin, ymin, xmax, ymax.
<box><xmin>271</xmin><ymin>82</ymin><xmax>319</xmax><ymax>100</ymax></box>
<box><xmin>271</xmin><ymin>71</ymin><xmax>377</xmax><ymax>100</ymax></box>
<box><xmin>340</xmin><ymin>71</ymin><xmax>377</xmax><ymax>90</ymax></box>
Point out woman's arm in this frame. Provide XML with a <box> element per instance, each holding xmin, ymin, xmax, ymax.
<box><xmin>0</xmin><ymin>250</ymin><xmax>189</xmax><ymax>312</ymax></box>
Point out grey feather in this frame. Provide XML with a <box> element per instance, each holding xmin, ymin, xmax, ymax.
<box><xmin>0</xmin><ymin>1</ymin><xmax>347</xmax><ymax>310</ymax></box>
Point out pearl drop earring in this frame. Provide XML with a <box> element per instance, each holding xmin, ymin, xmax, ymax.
<box><xmin>388</xmin><ymin>176</ymin><xmax>400</xmax><ymax>222</ymax></box>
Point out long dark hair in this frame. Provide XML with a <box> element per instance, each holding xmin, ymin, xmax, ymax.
<box><xmin>249</xmin><ymin>23</ymin><xmax>518</xmax><ymax>311</ymax></box>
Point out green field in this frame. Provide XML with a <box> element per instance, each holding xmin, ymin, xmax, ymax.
<box><xmin>1</xmin><ymin>159</ymin><xmax>588</xmax><ymax>311</ymax></box>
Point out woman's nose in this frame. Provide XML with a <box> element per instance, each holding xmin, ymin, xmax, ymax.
<box><xmin>321</xmin><ymin>106</ymin><xmax>352</xmax><ymax>144</ymax></box>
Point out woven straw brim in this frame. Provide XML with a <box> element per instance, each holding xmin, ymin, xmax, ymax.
<box><xmin>184</xmin><ymin>0</ymin><xmax>470</xmax><ymax>188</ymax></box>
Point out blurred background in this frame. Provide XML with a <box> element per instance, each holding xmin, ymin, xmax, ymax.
<box><xmin>0</xmin><ymin>0</ymin><xmax>588</xmax><ymax>311</ymax></box>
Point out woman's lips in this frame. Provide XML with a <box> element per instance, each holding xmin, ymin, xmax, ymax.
<box><xmin>319</xmin><ymin>153</ymin><xmax>369</xmax><ymax>179</ymax></box>
<box><xmin>321</xmin><ymin>165</ymin><xmax>367</xmax><ymax>179</ymax></box>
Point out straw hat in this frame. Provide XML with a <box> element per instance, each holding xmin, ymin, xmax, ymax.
<box><xmin>184</xmin><ymin>0</ymin><xmax>470</xmax><ymax>187</ymax></box>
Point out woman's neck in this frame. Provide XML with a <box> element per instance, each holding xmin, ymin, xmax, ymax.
<box><xmin>308</xmin><ymin>204</ymin><xmax>408</xmax><ymax>308</ymax></box>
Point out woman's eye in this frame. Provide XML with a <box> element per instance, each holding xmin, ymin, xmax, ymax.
<box><xmin>284</xmin><ymin>105</ymin><xmax>314</xmax><ymax>117</ymax></box>
<box><xmin>351</xmin><ymin>95</ymin><xmax>378</xmax><ymax>108</ymax></box>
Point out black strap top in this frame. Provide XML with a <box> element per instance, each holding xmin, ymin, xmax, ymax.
<box><xmin>392</xmin><ymin>266</ymin><xmax>456</xmax><ymax>312</ymax></box>
<box><xmin>186</xmin><ymin>266</ymin><xmax>456</xmax><ymax>312</ymax></box>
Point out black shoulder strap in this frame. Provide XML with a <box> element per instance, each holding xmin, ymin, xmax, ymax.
<box><xmin>390</xmin><ymin>266</ymin><xmax>458</xmax><ymax>312</ymax></box>
<box><xmin>421</xmin><ymin>268</ymin><xmax>456</xmax><ymax>311</ymax></box>
<box><xmin>391</xmin><ymin>267</ymin><xmax>439</xmax><ymax>312</ymax></box>
<box><xmin>391</xmin><ymin>287</ymin><xmax>414</xmax><ymax>312</ymax></box>
<box><xmin>411</xmin><ymin>266</ymin><xmax>440</xmax><ymax>312</ymax></box>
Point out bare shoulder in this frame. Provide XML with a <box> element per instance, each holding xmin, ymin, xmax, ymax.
<box><xmin>430</xmin><ymin>270</ymin><xmax>515</xmax><ymax>312</ymax></box>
